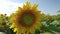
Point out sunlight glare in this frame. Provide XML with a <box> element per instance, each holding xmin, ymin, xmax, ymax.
<box><xmin>0</xmin><ymin>0</ymin><xmax>23</xmax><ymax>16</ymax></box>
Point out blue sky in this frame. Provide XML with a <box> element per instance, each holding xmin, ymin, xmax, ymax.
<box><xmin>0</xmin><ymin>0</ymin><xmax>60</xmax><ymax>16</ymax></box>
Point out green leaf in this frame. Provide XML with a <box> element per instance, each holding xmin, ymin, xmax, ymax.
<box><xmin>6</xmin><ymin>28</ymin><xmax>16</xmax><ymax>34</ymax></box>
<box><xmin>48</xmin><ymin>24</ymin><xmax>60</xmax><ymax>33</ymax></box>
<box><xmin>41</xmin><ymin>25</ymin><xmax>55</xmax><ymax>34</ymax></box>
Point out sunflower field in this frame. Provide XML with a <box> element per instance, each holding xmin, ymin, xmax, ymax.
<box><xmin>0</xmin><ymin>2</ymin><xmax>60</xmax><ymax>34</ymax></box>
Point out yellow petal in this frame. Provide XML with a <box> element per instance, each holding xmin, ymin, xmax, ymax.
<box><xmin>32</xmin><ymin>4</ymin><xmax>38</xmax><ymax>10</ymax></box>
<box><xmin>14</xmin><ymin>28</ymin><xmax>17</xmax><ymax>32</ymax></box>
<box><xmin>26</xmin><ymin>2</ymin><xmax>31</xmax><ymax>9</ymax></box>
<box><xmin>18</xmin><ymin>7</ymin><xmax>22</xmax><ymax>11</ymax></box>
<box><xmin>26</xmin><ymin>2</ymin><xmax>31</xmax><ymax>7</ymax></box>
<box><xmin>16</xmin><ymin>7</ymin><xmax>22</xmax><ymax>14</ymax></box>
<box><xmin>10</xmin><ymin>23</ymin><xmax>15</xmax><ymax>29</ymax></box>
<box><xmin>23</xmin><ymin>4</ymin><xmax>26</xmax><ymax>9</ymax></box>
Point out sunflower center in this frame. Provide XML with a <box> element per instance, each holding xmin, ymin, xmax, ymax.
<box><xmin>23</xmin><ymin>15</ymin><xmax>33</xmax><ymax>25</ymax></box>
<box><xmin>17</xmin><ymin>11</ymin><xmax>36</xmax><ymax>27</ymax></box>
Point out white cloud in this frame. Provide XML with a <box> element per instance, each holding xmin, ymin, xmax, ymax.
<box><xmin>0</xmin><ymin>0</ymin><xmax>23</xmax><ymax>16</ymax></box>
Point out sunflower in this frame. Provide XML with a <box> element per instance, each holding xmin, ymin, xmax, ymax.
<box><xmin>0</xmin><ymin>14</ymin><xmax>7</xmax><ymax>26</ymax></box>
<box><xmin>10</xmin><ymin>2</ymin><xmax>43</xmax><ymax>34</ymax></box>
<box><xmin>0</xmin><ymin>14</ymin><xmax>3</xmax><ymax>18</ymax></box>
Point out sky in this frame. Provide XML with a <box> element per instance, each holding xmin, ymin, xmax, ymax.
<box><xmin>0</xmin><ymin>0</ymin><xmax>60</xmax><ymax>16</ymax></box>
